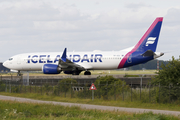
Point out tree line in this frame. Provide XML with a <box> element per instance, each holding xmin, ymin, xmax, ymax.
<box><xmin>127</xmin><ymin>59</ymin><xmax>169</xmax><ymax>70</ymax></box>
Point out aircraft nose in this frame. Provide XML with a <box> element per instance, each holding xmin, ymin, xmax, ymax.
<box><xmin>3</xmin><ymin>61</ymin><xmax>8</xmax><ymax>68</ymax></box>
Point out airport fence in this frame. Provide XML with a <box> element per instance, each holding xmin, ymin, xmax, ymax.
<box><xmin>0</xmin><ymin>78</ymin><xmax>180</xmax><ymax>104</ymax></box>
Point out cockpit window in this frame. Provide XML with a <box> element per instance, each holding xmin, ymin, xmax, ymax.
<box><xmin>9</xmin><ymin>58</ymin><xmax>13</xmax><ymax>61</ymax></box>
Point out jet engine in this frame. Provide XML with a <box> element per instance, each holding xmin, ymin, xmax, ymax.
<box><xmin>42</xmin><ymin>64</ymin><xmax>61</xmax><ymax>74</ymax></box>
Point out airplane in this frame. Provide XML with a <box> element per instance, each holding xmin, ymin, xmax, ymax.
<box><xmin>3</xmin><ymin>17</ymin><xmax>164</xmax><ymax>76</ymax></box>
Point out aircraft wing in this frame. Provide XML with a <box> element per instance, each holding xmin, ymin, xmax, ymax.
<box><xmin>58</xmin><ymin>48</ymin><xmax>86</xmax><ymax>71</ymax></box>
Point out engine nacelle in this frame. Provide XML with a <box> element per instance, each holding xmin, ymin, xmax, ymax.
<box><xmin>42</xmin><ymin>64</ymin><xmax>61</xmax><ymax>74</ymax></box>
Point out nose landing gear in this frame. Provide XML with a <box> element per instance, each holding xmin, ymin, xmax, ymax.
<box><xmin>17</xmin><ymin>70</ymin><xmax>23</xmax><ymax>76</ymax></box>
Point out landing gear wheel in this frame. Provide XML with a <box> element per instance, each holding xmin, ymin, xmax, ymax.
<box><xmin>84</xmin><ymin>71</ymin><xmax>91</xmax><ymax>75</ymax></box>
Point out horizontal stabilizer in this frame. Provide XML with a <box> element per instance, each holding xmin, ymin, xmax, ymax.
<box><xmin>141</xmin><ymin>50</ymin><xmax>154</xmax><ymax>57</ymax></box>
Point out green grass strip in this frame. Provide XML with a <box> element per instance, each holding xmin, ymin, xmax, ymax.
<box><xmin>1</xmin><ymin>92</ymin><xmax>180</xmax><ymax>112</ymax></box>
<box><xmin>0</xmin><ymin>100</ymin><xmax>179</xmax><ymax>120</ymax></box>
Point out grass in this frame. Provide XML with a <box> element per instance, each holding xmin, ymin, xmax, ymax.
<box><xmin>87</xmin><ymin>70</ymin><xmax>157</xmax><ymax>75</ymax></box>
<box><xmin>1</xmin><ymin>92</ymin><xmax>180</xmax><ymax>112</ymax></box>
<box><xmin>0</xmin><ymin>100</ymin><xmax>179</xmax><ymax>120</ymax></box>
<box><xmin>1</xmin><ymin>70</ymin><xmax>157</xmax><ymax>76</ymax></box>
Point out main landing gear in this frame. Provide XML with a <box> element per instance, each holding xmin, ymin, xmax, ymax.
<box><xmin>84</xmin><ymin>71</ymin><xmax>91</xmax><ymax>75</ymax></box>
<box><xmin>72</xmin><ymin>70</ymin><xmax>91</xmax><ymax>75</ymax></box>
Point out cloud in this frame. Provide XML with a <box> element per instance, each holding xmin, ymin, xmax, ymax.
<box><xmin>0</xmin><ymin>0</ymin><xmax>179</xmax><ymax>62</ymax></box>
<box><xmin>125</xmin><ymin>2</ymin><xmax>152</xmax><ymax>12</ymax></box>
<box><xmin>165</xmin><ymin>8</ymin><xmax>180</xmax><ymax>26</ymax></box>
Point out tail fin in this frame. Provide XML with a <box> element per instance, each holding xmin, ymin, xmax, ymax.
<box><xmin>118</xmin><ymin>17</ymin><xmax>163</xmax><ymax>69</ymax></box>
<box><xmin>132</xmin><ymin>17</ymin><xmax>163</xmax><ymax>52</ymax></box>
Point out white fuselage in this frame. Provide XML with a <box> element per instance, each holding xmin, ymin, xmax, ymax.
<box><xmin>3</xmin><ymin>48</ymin><xmax>132</xmax><ymax>71</ymax></box>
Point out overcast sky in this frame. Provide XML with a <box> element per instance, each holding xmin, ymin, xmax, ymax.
<box><xmin>0</xmin><ymin>0</ymin><xmax>180</xmax><ymax>62</ymax></box>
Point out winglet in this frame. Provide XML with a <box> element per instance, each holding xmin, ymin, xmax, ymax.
<box><xmin>61</xmin><ymin>48</ymin><xmax>67</xmax><ymax>62</ymax></box>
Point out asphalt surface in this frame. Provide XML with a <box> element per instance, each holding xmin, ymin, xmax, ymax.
<box><xmin>0</xmin><ymin>95</ymin><xmax>180</xmax><ymax>116</ymax></box>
